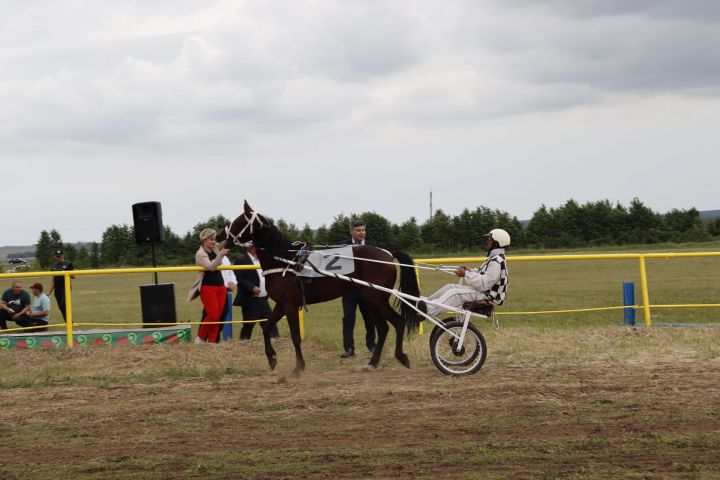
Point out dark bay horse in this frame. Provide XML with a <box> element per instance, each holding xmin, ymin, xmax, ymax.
<box><xmin>221</xmin><ymin>201</ymin><xmax>422</xmax><ymax>376</ymax></box>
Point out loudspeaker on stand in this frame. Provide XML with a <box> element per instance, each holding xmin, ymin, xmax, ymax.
<box><xmin>132</xmin><ymin>201</ymin><xmax>165</xmax><ymax>244</ymax></box>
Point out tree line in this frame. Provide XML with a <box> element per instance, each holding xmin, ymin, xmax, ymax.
<box><xmin>32</xmin><ymin>198</ymin><xmax>720</xmax><ymax>269</ymax></box>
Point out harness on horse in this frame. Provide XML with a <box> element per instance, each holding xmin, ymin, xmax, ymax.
<box><xmin>291</xmin><ymin>242</ymin><xmax>312</xmax><ymax>274</ymax></box>
<box><xmin>292</xmin><ymin>242</ymin><xmax>313</xmax><ymax>312</ymax></box>
<box><xmin>255</xmin><ymin>242</ymin><xmax>317</xmax><ymax>311</ymax></box>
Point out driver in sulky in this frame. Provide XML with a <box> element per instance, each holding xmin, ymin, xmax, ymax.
<box><xmin>423</xmin><ymin>229</ymin><xmax>510</xmax><ymax>318</ymax></box>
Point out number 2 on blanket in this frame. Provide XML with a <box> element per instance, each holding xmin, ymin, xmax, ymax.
<box><xmin>325</xmin><ymin>256</ymin><xmax>342</xmax><ymax>271</ymax></box>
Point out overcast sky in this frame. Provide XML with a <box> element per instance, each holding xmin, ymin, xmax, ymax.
<box><xmin>1</xmin><ymin>0</ymin><xmax>719</xmax><ymax>247</ymax></box>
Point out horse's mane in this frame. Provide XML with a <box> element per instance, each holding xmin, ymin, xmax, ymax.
<box><xmin>254</xmin><ymin>221</ymin><xmax>295</xmax><ymax>258</ymax></box>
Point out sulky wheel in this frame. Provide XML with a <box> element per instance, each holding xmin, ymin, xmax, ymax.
<box><xmin>429</xmin><ymin>320</ymin><xmax>487</xmax><ymax>376</ymax></box>
<box><xmin>428</xmin><ymin>317</ymin><xmax>452</xmax><ymax>350</ymax></box>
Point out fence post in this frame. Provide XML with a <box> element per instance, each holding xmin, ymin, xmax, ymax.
<box><xmin>299</xmin><ymin>308</ymin><xmax>305</xmax><ymax>340</ymax></box>
<box><xmin>64</xmin><ymin>274</ymin><xmax>74</xmax><ymax>348</ymax></box>
<box><xmin>638</xmin><ymin>257</ymin><xmax>652</xmax><ymax>326</ymax></box>
<box><xmin>622</xmin><ymin>282</ymin><xmax>636</xmax><ymax>326</ymax></box>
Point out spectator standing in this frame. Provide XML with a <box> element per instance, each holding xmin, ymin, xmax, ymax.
<box><xmin>0</xmin><ymin>281</ymin><xmax>31</xmax><ymax>330</ymax></box>
<box><xmin>339</xmin><ymin>220</ymin><xmax>377</xmax><ymax>358</ymax></box>
<box><xmin>219</xmin><ymin>255</ymin><xmax>238</xmax><ymax>341</ymax></box>
<box><xmin>233</xmin><ymin>244</ymin><xmax>280</xmax><ymax>340</ymax></box>
<box><xmin>198</xmin><ymin>254</ymin><xmax>237</xmax><ymax>342</ymax></box>
<box><xmin>48</xmin><ymin>249</ymin><xmax>74</xmax><ymax>322</ymax></box>
<box><xmin>188</xmin><ymin>229</ymin><xmax>229</xmax><ymax>343</ymax></box>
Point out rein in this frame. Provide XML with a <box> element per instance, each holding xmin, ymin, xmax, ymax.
<box><xmin>224</xmin><ymin>211</ymin><xmax>457</xmax><ymax>278</ymax></box>
<box><xmin>268</xmin><ymin>256</ymin><xmax>480</xmax><ymax>321</ymax></box>
<box><xmin>285</xmin><ymin>248</ymin><xmax>458</xmax><ymax>275</ymax></box>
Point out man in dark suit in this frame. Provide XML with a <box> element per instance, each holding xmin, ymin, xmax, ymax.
<box><xmin>339</xmin><ymin>220</ymin><xmax>377</xmax><ymax>358</ymax></box>
<box><xmin>233</xmin><ymin>245</ymin><xmax>280</xmax><ymax>340</ymax></box>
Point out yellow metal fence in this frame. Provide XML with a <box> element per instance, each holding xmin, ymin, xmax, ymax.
<box><xmin>0</xmin><ymin>265</ymin><xmax>276</xmax><ymax>347</ymax></box>
<box><xmin>2</xmin><ymin>251</ymin><xmax>719</xmax><ymax>347</ymax></box>
<box><xmin>417</xmin><ymin>251</ymin><xmax>720</xmax><ymax>326</ymax></box>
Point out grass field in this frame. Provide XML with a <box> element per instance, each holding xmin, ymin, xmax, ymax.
<box><xmin>8</xmin><ymin>242</ymin><xmax>720</xmax><ymax>335</ymax></box>
<box><xmin>1</xmin><ymin>244</ymin><xmax>720</xmax><ymax>479</ymax></box>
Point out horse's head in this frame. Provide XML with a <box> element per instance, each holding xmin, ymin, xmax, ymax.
<box><xmin>215</xmin><ymin>227</ymin><xmax>228</xmax><ymax>244</ymax></box>
<box><xmin>225</xmin><ymin>200</ymin><xmax>270</xmax><ymax>246</ymax></box>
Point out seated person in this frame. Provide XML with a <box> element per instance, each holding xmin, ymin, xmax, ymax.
<box><xmin>424</xmin><ymin>229</ymin><xmax>510</xmax><ymax>317</ymax></box>
<box><xmin>22</xmin><ymin>283</ymin><xmax>51</xmax><ymax>332</ymax></box>
<box><xmin>0</xmin><ymin>281</ymin><xmax>32</xmax><ymax>330</ymax></box>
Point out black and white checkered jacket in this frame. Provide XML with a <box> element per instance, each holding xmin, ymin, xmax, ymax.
<box><xmin>463</xmin><ymin>248</ymin><xmax>509</xmax><ymax>305</ymax></box>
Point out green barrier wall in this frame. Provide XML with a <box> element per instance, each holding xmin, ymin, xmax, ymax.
<box><xmin>0</xmin><ymin>326</ymin><xmax>191</xmax><ymax>350</ymax></box>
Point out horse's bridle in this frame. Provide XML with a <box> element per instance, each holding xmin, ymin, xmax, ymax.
<box><xmin>225</xmin><ymin>210</ymin><xmax>264</xmax><ymax>247</ymax></box>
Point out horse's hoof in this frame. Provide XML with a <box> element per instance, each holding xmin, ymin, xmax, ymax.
<box><xmin>397</xmin><ymin>355</ymin><xmax>411</xmax><ymax>369</ymax></box>
<box><xmin>290</xmin><ymin>369</ymin><xmax>302</xmax><ymax>378</ymax></box>
<box><xmin>361</xmin><ymin>364</ymin><xmax>377</xmax><ymax>372</ymax></box>
<box><xmin>268</xmin><ymin>358</ymin><xmax>278</xmax><ymax>371</ymax></box>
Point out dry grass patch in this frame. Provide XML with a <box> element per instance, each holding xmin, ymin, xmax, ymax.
<box><xmin>1</xmin><ymin>327</ymin><xmax>719</xmax><ymax>479</ymax></box>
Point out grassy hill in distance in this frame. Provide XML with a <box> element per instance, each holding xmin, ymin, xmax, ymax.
<box><xmin>699</xmin><ymin>210</ymin><xmax>720</xmax><ymax>222</ymax></box>
<box><xmin>0</xmin><ymin>245</ymin><xmax>35</xmax><ymax>260</ymax></box>
<box><xmin>1</xmin><ymin>242</ymin><xmax>94</xmax><ymax>261</ymax></box>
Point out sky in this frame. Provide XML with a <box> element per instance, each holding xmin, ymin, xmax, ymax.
<box><xmin>1</xmin><ymin>0</ymin><xmax>719</xmax><ymax>247</ymax></box>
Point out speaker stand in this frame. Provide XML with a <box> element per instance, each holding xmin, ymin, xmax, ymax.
<box><xmin>151</xmin><ymin>243</ymin><xmax>159</xmax><ymax>285</ymax></box>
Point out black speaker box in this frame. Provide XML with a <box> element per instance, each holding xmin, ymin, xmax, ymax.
<box><xmin>132</xmin><ymin>201</ymin><xmax>165</xmax><ymax>244</ymax></box>
<box><xmin>140</xmin><ymin>283</ymin><xmax>177</xmax><ymax>327</ymax></box>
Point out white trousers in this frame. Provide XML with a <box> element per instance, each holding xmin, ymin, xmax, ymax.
<box><xmin>425</xmin><ymin>284</ymin><xmax>489</xmax><ymax>317</ymax></box>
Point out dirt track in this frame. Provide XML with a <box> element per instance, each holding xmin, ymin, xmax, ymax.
<box><xmin>1</xmin><ymin>338</ymin><xmax>719</xmax><ymax>479</ymax></box>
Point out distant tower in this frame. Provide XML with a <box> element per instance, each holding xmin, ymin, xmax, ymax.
<box><xmin>429</xmin><ymin>188</ymin><xmax>433</xmax><ymax>219</ymax></box>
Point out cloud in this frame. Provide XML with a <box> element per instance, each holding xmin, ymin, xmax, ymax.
<box><xmin>480</xmin><ymin>1</ymin><xmax>720</xmax><ymax>95</ymax></box>
<box><xmin>1</xmin><ymin>1</ymin><xmax>719</xmax><ymax>245</ymax></box>
<box><xmin>495</xmin><ymin>0</ymin><xmax>720</xmax><ymax>21</ymax></box>
<box><xmin>2</xmin><ymin>0</ymin><xmax>719</xmax><ymax>153</ymax></box>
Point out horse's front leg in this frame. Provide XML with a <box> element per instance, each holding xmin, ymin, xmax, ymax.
<box><xmin>284</xmin><ymin>306</ymin><xmax>305</xmax><ymax>377</ymax></box>
<box><xmin>263</xmin><ymin>304</ymin><xmax>284</xmax><ymax>370</ymax></box>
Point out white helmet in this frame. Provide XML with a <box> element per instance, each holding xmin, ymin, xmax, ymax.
<box><xmin>487</xmin><ymin>228</ymin><xmax>511</xmax><ymax>247</ymax></box>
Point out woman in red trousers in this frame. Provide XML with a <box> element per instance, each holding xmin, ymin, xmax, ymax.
<box><xmin>187</xmin><ymin>228</ymin><xmax>229</xmax><ymax>343</ymax></box>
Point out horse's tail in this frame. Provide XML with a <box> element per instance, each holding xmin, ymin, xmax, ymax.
<box><xmin>392</xmin><ymin>251</ymin><xmax>422</xmax><ymax>335</ymax></box>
